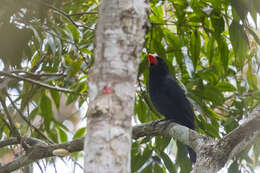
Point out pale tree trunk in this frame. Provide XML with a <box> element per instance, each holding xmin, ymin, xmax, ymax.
<box><xmin>84</xmin><ymin>0</ymin><xmax>148</xmax><ymax>173</ymax></box>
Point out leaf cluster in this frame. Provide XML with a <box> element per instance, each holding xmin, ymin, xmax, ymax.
<box><xmin>133</xmin><ymin>0</ymin><xmax>260</xmax><ymax>172</ymax></box>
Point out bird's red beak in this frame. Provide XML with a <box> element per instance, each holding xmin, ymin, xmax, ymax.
<box><xmin>147</xmin><ymin>54</ymin><xmax>158</xmax><ymax>65</ymax></box>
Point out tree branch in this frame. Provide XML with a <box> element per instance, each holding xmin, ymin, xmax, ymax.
<box><xmin>132</xmin><ymin>120</ymin><xmax>212</xmax><ymax>153</ymax></box>
<box><xmin>192</xmin><ymin>103</ymin><xmax>260</xmax><ymax>173</ymax></box>
<box><xmin>221</xmin><ymin>104</ymin><xmax>260</xmax><ymax>160</ymax></box>
<box><xmin>7</xmin><ymin>70</ymin><xmax>66</xmax><ymax>78</ymax></box>
<box><xmin>0</xmin><ymin>137</ymin><xmax>47</xmax><ymax>148</ymax></box>
<box><xmin>0</xmin><ymin>137</ymin><xmax>83</xmax><ymax>173</ymax></box>
<box><xmin>0</xmin><ymin>71</ymin><xmax>75</xmax><ymax>94</ymax></box>
<box><xmin>0</xmin><ymin>121</ymin><xmax>205</xmax><ymax>172</ymax></box>
<box><xmin>1</xmin><ymin>103</ymin><xmax>260</xmax><ymax>173</ymax></box>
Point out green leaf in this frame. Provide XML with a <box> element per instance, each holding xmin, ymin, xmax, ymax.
<box><xmin>176</xmin><ymin>142</ymin><xmax>191</xmax><ymax>173</ymax></box>
<box><xmin>206</xmin><ymin>37</ymin><xmax>215</xmax><ymax>65</ymax></box>
<box><xmin>58</xmin><ymin>127</ymin><xmax>68</xmax><ymax>142</ymax></box>
<box><xmin>155</xmin><ymin>136</ymin><xmax>171</xmax><ymax>152</ymax></box>
<box><xmin>197</xmin><ymin>114</ymin><xmax>220</xmax><ymax>137</ymax></box>
<box><xmin>141</xmin><ymin>163</ymin><xmax>152</xmax><ymax>173</ymax></box>
<box><xmin>20</xmin><ymin>82</ymin><xmax>36</xmax><ymax>110</ymax></box>
<box><xmin>29</xmin><ymin>25</ymin><xmax>42</xmax><ymax>47</ymax></box>
<box><xmin>160</xmin><ymin>151</ymin><xmax>177</xmax><ymax>173</ymax></box>
<box><xmin>154</xmin><ymin>164</ymin><xmax>164</xmax><ymax>173</ymax></box>
<box><xmin>29</xmin><ymin>107</ymin><xmax>39</xmax><ymax>120</ymax></box>
<box><xmin>138</xmin><ymin>57</ymin><xmax>149</xmax><ymax>77</ymax></box>
<box><xmin>131</xmin><ymin>144</ymin><xmax>152</xmax><ymax>172</ymax></box>
<box><xmin>231</xmin><ymin>0</ymin><xmax>248</xmax><ymax>21</ymax></box>
<box><xmin>47</xmin><ymin>128</ymin><xmax>58</xmax><ymax>143</ymax></box>
<box><xmin>55</xmin><ymin>37</ymin><xmax>63</xmax><ymax>58</ymax></box>
<box><xmin>151</xmin><ymin>27</ymin><xmax>165</xmax><ymax>58</ymax></box>
<box><xmin>163</xmin><ymin>29</ymin><xmax>182</xmax><ymax>49</ymax></box>
<box><xmin>66</xmin><ymin>93</ymin><xmax>79</xmax><ymax>105</ymax></box>
<box><xmin>198</xmin><ymin>68</ymin><xmax>218</xmax><ymax>83</ymax></box>
<box><xmin>31</xmin><ymin>51</ymin><xmax>40</xmax><ymax>68</ymax></box>
<box><xmin>229</xmin><ymin>20</ymin><xmax>249</xmax><ymax>68</ymax></box>
<box><xmin>216</xmin><ymin>82</ymin><xmax>236</xmax><ymax>92</ymax></box>
<box><xmin>211</xmin><ymin>12</ymin><xmax>224</xmax><ymax>34</ymax></box>
<box><xmin>40</xmin><ymin>93</ymin><xmax>54</xmax><ymax>128</ymax></box>
<box><xmin>50</xmin><ymin>90</ymin><xmax>60</xmax><ymax>109</ymax></box>
<box><xmin>247</xmin><ymin>70</ymin><xmax>258</xmax><ymax>90</ymax></box>
<box><xmin>46</xmin><ymin>33</ymin><xmax>56</xmax><ymax>56</ymax></box>
<box><xmin>73</xmin><ymin>127</ymin><xmax>86</xmax><ymax>139</ymax></box>
<box><xmin>228</xmin><ymin>161</ymin><xmax>240</xmax><ymax>173</ymax></box>
<box><xmin>247</xmin><ymin>26</ymin><xmax>260</xmax><ymax>45</ymax></box>
<box><xmin>198</xmin><ymin>85</ymin><xmax>225</xmax><ymax>105</ymax></box>
<box><xmin>216</xmin><ymin>36</ymin><xmax>229</xmax><ymax>72</ymax></box>
<box><xmin>135</xmin><ymin>97</ymin><xmax>155</xmax><ymax>123</ymax></box>
<box><xmin>70</xmin><ymin>60</ymin><xmax>82</xmax><ymax>76</ymax></box>
<box><xmin>150</xmin><ymin>6</ymin><xmax>165</xmax><ymax>23</ymax></box>
<box><xmin>68</xmin><ymin>25</ymin><xmax>80</xmax><ymax>43</ymax></box>
<box><xmin>205</xmin><ymin>106</ymin><xmax>223</xmax><ymax>121</ymax></box>
<box><xmin>190</xmin><ymin>30</ymin><xmax>201</xmax><ymax>70</ymax></box>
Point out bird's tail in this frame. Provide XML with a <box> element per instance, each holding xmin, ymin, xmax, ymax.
<box><xmin>187</xmin><ymin>146</ymin><xmax>196</xmax><ymax>164</ymax></box>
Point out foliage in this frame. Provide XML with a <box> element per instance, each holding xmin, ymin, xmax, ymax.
<box><xmin>135</xmin><ymin>0</ymin><xmax>260</xmax><ymax>172</ymax></box>
<box><xmin>0</xmin><ymin>0</ymin><xmax>260</xmax><ymax>172</ymax></box>
<box><xmin>0</xmin><ymin>0</ymin><xmax>95</xmax><ymax>170</ymax></box>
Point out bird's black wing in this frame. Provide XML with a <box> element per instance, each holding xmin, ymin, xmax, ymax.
<box><xmin>160</xmin><ymin>75</ymin><xmax>195</xmax><ymax>129</ymax></box>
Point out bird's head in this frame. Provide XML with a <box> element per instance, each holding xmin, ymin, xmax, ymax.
<box><xmin>147</xmin><ymin>54</ymin><xmax>169</xmax><ymax>75</ymax></box>
<box><xmin>147</xmin><ymin>54</ymin><xmax>158</xmax><ymax>65</ymax></box>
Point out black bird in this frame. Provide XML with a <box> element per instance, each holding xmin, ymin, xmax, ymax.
<box><xmin>147</xmin><ymin>54</ymin><xmax>196</xmax><ymax>163</ymax></box>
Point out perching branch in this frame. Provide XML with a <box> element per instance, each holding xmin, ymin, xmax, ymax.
<box><xmin>0</xmin><ymin>121</ymin><xmax>203</xmax><ymax>173</ymax></box>
<box><xmin>133</xmin><ymin>120</ymin><xmax>212</xmax><ymax>154</ymax></box>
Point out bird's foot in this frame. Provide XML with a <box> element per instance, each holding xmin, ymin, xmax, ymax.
<box><xmin>151</xmin><ymin>119</ymin><xmax>167</xmax><ymax>126</ymax></box>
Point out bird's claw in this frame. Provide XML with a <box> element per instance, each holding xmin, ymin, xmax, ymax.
<box><xmin>151</xmin><ymin>119</ymin><xmax>167</xmax><ymax>126</ymax></box>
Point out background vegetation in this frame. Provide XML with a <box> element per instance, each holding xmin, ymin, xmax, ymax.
<box><xmin>0</xmin><ymin>0</ymin><xmax>260</xmax><ymax>172</ymax></box>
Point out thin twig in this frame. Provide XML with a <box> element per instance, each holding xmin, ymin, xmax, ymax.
<box><xmin>45</xmin><ymin>3</ymin><xmax>94</xmax><ymax>30</ymax></box>
<box><xmin>0</xmin><ymin>113</ymin><xmax>11</xmax><ymax>130</ymax></box>
<box><xmin>69</xmin><ymin>11</ymin><xmax>98</xmax><ymax>16</ymax></box>
<box><xmin>0</xmin><ymin>137</ymin><xmax>47</xmax><ymax>148</ymax></box>
<box><xmin>0</xmin><ymin>71</ymin><xmax>75</xmax><ymax>94</ymax></box>
<box><xmin>8</xmin><ymin>70</ymin><xmax>66</xmax><ymax>78</ymax></box>
<box><xmin>6</xmin><ymin>95</ymin><xmax>54</xmax><ymax>144</ymax></box>
<box><xmin>0</xmin><ymin>97</ymin><xmax>20</xmax><ymax>138</ymax></box>
<box><xmin>30</xmin><ymin>54</ymin><xmax>46</xmax><ymax>73</ymax></box>
<box><xmin>39</xmin><ymin>28</ymin><xmax>90</xmax><ymax>68</ymax></box>
<box><xmin>36</xmin><ymin>162</ymin><xmax>44</xmax><ymax>173</ymax></box>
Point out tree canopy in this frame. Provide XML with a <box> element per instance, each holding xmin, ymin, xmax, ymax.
<box><xmin>0</xmin><ymin>0</ymin><xmax>260</xmax><ymax>172</ymax></box>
